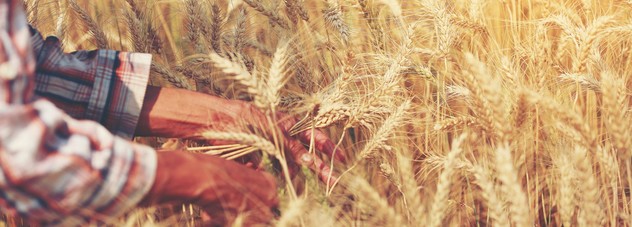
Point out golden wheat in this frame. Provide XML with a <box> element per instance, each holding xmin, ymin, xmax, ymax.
<box><xmin>17</xmin><ymin>0</ymin><xmax>632</xmax><ymax>226</ymax></box>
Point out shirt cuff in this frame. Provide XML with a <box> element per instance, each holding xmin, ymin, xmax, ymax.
<box><xmin>85</xmin><ymin>52</ymin><xmax>152</xmax><ymax>139</ymax></box>
<box><xmin>96</xmin><ymin>138</ymin><xmax>157</xmax><ymax>219</ymax></box>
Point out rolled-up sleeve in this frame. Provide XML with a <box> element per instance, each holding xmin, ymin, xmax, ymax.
<box><xmin>0</xmin><ymin>0</ymin><xmax>157</xmax><ymax>225</ymax></box>
<box><xmin>31</xmin><ymin>29</ymin><xmax>151</xmax><ymax>139</ymax></box>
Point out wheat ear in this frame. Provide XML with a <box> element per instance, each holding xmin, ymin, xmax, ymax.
<box><xmin>471</xmin><ymin>165</ymin><xmax>510</xmax><ymax>227</ymax></box>
<box><xmin>574</xmin><ymin>146</ymin><xmax>603</xmax><ymax>226</ymax></box>
<box><xmin>207</xmin><ymin>53</ymin><xmax>268</xmax><ymax>109</ymax></box>
<box><xmin>243</xmin><ymin>0</ymin><xmax>290</xmax><ymax>29</ymax></box>
<box><xmin>428</xmin><ymin>134</ymin><xmax>467</xmax><ymax>227</ymax></box>
<box><xmin>495</xmin><ymin>144</ymin><xmax>531</xmax><ymax>227</ymax></box>
<box><xmin>68</xmin><ymin>0</ymin><xmax>108</xmax><ymax>49</ymax></box>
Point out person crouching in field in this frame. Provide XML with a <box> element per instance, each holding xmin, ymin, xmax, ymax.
<box><xmin>0</xmin><ymin>1</ymin><xmax>343</xmax><ymax>225</ymax></box>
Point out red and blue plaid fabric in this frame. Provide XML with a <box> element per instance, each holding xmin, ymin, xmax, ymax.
<box><xmin>31</xmin><ymin>28</ymin><xmax>150</xmax><ymax>139</ymax></box>
<box><xmin>0</xmin><ymin>1</ymin><xmax>156</xmax><ymax>225</ymax></box>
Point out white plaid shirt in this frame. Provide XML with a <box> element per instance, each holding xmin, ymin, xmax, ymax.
<box><xmin>0</xmin><ymin>1</ymin><xmax>156</xmax><ymax>225</ymax></box>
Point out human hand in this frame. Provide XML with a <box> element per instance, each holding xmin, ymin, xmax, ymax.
<box><xmin>141</xmin><ymin>151</ymin><xmax>279</xmax><ymax>226</ymax></box>
<box><xmin>205</xmin><ymin>102</ymin><xmax>346</xmax><ymax>186</ymax></box>
<box><xmin>135</xmin><ymin>87</ymin><xmax>345</xmax><ymax>186</ymax></box>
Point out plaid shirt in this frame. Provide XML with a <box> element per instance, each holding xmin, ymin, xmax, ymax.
<box><xmin>0</xmin><ymin>1</ymin><xmax>156</xmax><ymax>225</ymax></box>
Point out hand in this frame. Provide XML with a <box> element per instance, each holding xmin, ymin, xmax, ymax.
<box><xmin>136</xmin><ymin>86</ymin><xmax>346</xmax><ymax>186</ymax></box>
<box><xmin>205</xmin><ymin>102</ymin><xmax>346</xmax><ymax>186</ymax></box>
<box><xmin>140</xmin><ymin>151</ymin><xmax>278</xmax><ymax>226</ymax></box>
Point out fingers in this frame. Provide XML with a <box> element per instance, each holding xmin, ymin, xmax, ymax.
<box><xmin>260</xmin><ymin>171</ymin><xmax>280</xmax><ymax>206</ymax></box>
<box><xmin>197</xmin><ymin>157</ymin><xmax>279</xmax><ymax>226</ymax></box>
<box><xmin>199</xmin><ymin>106</ymin><xmax>343</xmax><ymax>187</ymax></box>
<box><xmin>283</xmin><ymin>138</ymin><xmax>338</xmax><ymax>186</ymax></box>
<box><xmin>273</xmin><ymin>111</ymin><xmax>347</xmax><ymax>163</ymax></box>
<box><xmin>231</xmin><ymin>172</ymin><xmax>278</xmax><ymax>225</ymax></box>
<box><xmin>202</xmin><ymin>205</ymin><xmax>276</xmax><ymax>227</ymax></box>
<box><xmin>297</xmin><ymin>128</ymin><xmax>347</xmax><ymax>163</ymax></box>
<box><xmin>203</xmin><ymin>197</ymin><xmax>277</xmax><ymax>226</ymax></box>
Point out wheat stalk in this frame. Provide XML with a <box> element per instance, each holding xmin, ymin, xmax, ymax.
<box><xmin>266</xmin><ymin>41</ymin><xmax>290</xmax><ymax>108</ymax></box>
<box><xmin>199</xmin><ymin>131</ymin><xmax>280</xmax><ymax>159</ymax></box>
<box><xmin>323</xmin><ymin>1</ymin><xmax>350</xmax><ymax>44</ymax></box>
<box><xmin>575</xmin><ymin>15</ymin><xmax>615</xmax><ymax>73</ymax></box>
<box><xmin>558</xmin><ymin>73</ymin><xmax>601</xmax><ymax>93</ymax></box>
<box><xmin>521</xmin><ymin>89</ymin><xmax>595</xmax><ymax>147</ymax></box>
<box><xmin>276</xmin><ymin>198</ymin><xmax>306</xmax><ymax>227</ymax></box>
<box><xmin>471</xmin><ymin>165</ymin><xmax>510</xmax><ymax>227</ymax></box>
<box><xmin>461</xmin><ymin>53</ymin><xmax>509</xmax><ymax>140</ymax></box>
<box><xmin>68</xmin><ymin>0</ymin><xmax>108</xmax><ymax>49</ymax></box>
<box><xmin>495</xmin><ymin>144</ymin><xmax>531</xmax><ymax>227</ymax></box>
<box><xmin>396</xmin><ymin>154</ymin><xmax>423</xmax><ymax>223</ymax></box>
<box><xmin>427</xmin><ymin>134</ymin><xmax>467</xmax><ymax>227</ymax></box>
<box><xmin>348</xmin><ymin>177</ymin><xmax>404</xmax><ymax>226</ymax></box>
<box><xmin>207</xmin><ymin>53</ymin><xmax>268</xmax><ymax>109</ymax></box>
<box><xmin>358</xmin><ymin>100</ymin><xmax>411</xmax><ymax>159</ymax></box>
<box><xmin>150</xmin><ymin>62</ymin><xmax>193</xmax><ymax>90</ymax></box>
<box><xmin>243</xmin><ymin>0</ymin><xmax>290</xmax><ymax>29</ymax></box>
<box><xmin>601</xmin><ymin>71</ymin><xmax>632</xmax><ymax>157</ymax></box>
<box><xmin>573</xmin><ymin>146</ymin><xmax>604</xmax><ymax>226</ymax></box>
<box><xmin>210</xmin><ymin>4</ymin><xmax>224</xmax><ymax>55</ymax></box>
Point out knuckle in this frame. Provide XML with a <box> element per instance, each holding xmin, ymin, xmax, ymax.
<box><xmin>299</xmin><ymin>153</ymin><xmax>314</xmax><ymax>165</ymax></box>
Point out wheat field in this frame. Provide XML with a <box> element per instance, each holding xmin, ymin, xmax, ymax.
<box><xmin>10</xmin><ymin>0</ymin><xmax>632</xmax><ymax>226</ymax></box>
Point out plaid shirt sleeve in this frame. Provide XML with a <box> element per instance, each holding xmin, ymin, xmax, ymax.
<box><xmin>31</xmin><ymin>28</ymin><xmax>150</xmax><ymax>139</ymax></box>
<box><xmin>0</xmin><ymin>1</ymin><xmax>157</xmax><ymax>225</ymax></box>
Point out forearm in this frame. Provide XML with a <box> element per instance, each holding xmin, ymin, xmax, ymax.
<box><xmin>135</xmin><ymin>86</ymin><xmax>247</xmax><ymax>138</ymax></box>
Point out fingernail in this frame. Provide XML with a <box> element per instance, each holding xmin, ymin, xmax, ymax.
<box><xmin>301</xmin><ymin>154</ymin><xmax>313</xmax><ymax>163</ymax></box>
<box><xmin>321</xmin><ymin>168</ymin><xmax>330</xmax><ymax>176</ymax></box>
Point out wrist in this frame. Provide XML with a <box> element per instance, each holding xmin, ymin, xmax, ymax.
<box><xmin>139</xmin><ymin>151</ymin><xmax>207</xmax><ymax>206</ymax></box>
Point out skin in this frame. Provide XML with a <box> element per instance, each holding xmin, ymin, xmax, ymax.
<box><xmin>135</xmin><ymin>86</ymin><xmax>345</xmax><ymax>225</ymax></box>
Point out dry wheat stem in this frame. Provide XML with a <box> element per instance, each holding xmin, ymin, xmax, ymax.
<box><xmin>348</xmin><ymin>177</ymin><xmax>404</xmax><ymax>226</ymax></box>
<box><xmin>396</xmin><ymin>153</ymin><xmax>423</xmax><ymax>223</ymax></box>
<box><xmin>471</xmin><ymin>165</ymin><xmax>510</xmax><ymax>227</ymax></box>
<box><xmin>186</xmin><ymin>144</ymin><xmax>248</xmax><ymax>151</ymax></box>
<box><xmin>495</xmin><ymin>144</ymin><xmax>531</xmax><ymax>227</ymax></box>
<box><xmin>266</xmin><ymin>40</ymin><xmax>290</xmax><ymax>108</ymax></box>
<box><xmin>206</xmin><ymin>53</ymin><xmax>269</xmax><ymax>109</ymax></box>
<box><xmin>358</xmin><ymin>100</ymin><xmax>411</xmax><ymax>159</ymax></box>
<box><xmin>199</xmin><ymin>131</ymin><xmax>280</xmax><ymax>158</ymax></box>
<box><xmin>427</xmin><ymin>134</ymin><xmax>467</xmax><ymax>227</ymax></box>
<box><xmin>601</xmin><ymin>71</ymin><xmax>632</xmax><ymax>157</ymax></box>
<box><xmin>205</xmin><ymin>146</ymin><xmax>251</xmax><ymax>156</ymax></box>
<box><xmin>573</xmin><ymin>146</ymin><xmax>604</xmax><ymax>226</ymax></box>
<box><xmin>553</xmin><ymin>147</ymin><xmax>575</xmax><ymax>226</ymax></box>
<box><xmin>221</xmin><ymin>147</ymin><xmax>259</xmax><ymax>160</ymax></box>
<box><xmin>576</xmin><ymin>15</ymin><xmax>615</xmax><ymax>73</ymax></box>
<box><xmin>276</xmin><ymin>198</ymin><xmax>307</xmax><ymax>227</ymax></box>
<box><xmin>327</xmin><ymin>100</ymin><xmax>411</xmax><ymax>195</ymax></box>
